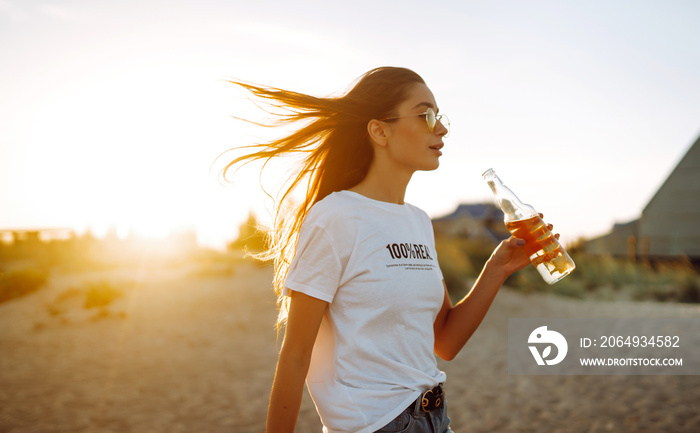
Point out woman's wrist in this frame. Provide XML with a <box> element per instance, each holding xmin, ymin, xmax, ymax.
<box><xmin>483</xmin><ymin>256</ymin><xmax>512</xmax><ymax>286</ymax></box>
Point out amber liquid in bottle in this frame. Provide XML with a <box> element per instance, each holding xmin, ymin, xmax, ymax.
<box><xmin>505</xmin><ymin>215</ymin><xmax>575</xmax><ymax>283</ymax></box>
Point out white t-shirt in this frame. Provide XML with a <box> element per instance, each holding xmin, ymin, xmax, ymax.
<box><xmin>283</xmin><ymin>190</ymin><xmax>447</xmax><ymax>433</ymax></box>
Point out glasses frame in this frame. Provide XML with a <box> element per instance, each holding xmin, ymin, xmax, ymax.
<box><xmin>380</xmin><ymin>107</ymin><xmax>450</xmax><ymax>137</ymax></box>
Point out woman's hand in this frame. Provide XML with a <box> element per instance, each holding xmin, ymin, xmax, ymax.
<box><xmin>487</xmin><ymin>236</ymin><xmax>531</xmax><ymax>278</ymax></box>
<box><xmin>487</xmin><ymin>214</ymin><xmax>559</xmax><ymax>279</ymax></box>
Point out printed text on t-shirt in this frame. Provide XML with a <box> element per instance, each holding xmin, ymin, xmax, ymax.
<box><xmin>385</xmin><ymin>243</ymin><xmax>434</xmax><ymax>260</ymax></box>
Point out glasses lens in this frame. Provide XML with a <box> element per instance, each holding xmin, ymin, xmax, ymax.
<box><xmin>437</xmin><ymin>114</ymin><xmax>450</xmax><ymax>136</ymax></box>
<box><xmin>425</xmin><ymin>108</ymin><xmax>436</xmax><ymax>131</ymax></box>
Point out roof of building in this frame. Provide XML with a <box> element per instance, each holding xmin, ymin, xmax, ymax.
<box><xmin>433</xmin><ymin>203</ymin><xmax>504</xmax><ymax>222</ymax></box>
<box><xmin>643</xmin><ymin>133</ymin><xmax>700</xmax><ymax>215</ymax></box>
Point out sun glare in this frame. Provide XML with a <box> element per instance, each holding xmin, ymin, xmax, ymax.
<box><xmin>19</xmin><ymin>60</ymin><xmax>270</xmax><ymax>248</ymax></box>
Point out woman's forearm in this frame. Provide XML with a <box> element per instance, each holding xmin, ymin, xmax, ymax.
<box><xmin>434</xmin><ymin>258</ymin><xmax>507</xmax><ymax>360</ymax></box>
<box><xmin>434</xmin><ymin>236</ymin><xmax>530</xmax><ymax>360</ymax></box>
<box><xmin>266</xmin><ymin>349</ymin><xmax>310</xmax><ymax>433</ymax></box>
<box><xmin>266</xmin><ymin>291</ymin><xmax>328</xmax><ymax>432</ymax></box>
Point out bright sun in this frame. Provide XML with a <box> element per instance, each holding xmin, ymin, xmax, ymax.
<box><xmin>21</xmin><ymin>59</ymin><xmax>294</xmax><ymax>248</ymax></box>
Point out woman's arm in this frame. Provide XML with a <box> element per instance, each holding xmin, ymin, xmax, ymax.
<box><xmin>433</xmin><ymin>236</ymin><xmax>530</xmax><ymax>361</ymax></box>
<box><xmin>266</xmin><ymin>291</ymin><xmax>328</xmax><ymax>433</ymax></box>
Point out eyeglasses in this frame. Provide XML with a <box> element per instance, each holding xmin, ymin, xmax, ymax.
<box><xmin>381</xmin><ymin>107</ymin><xmax>450</xmax><ymax>137</ymax></box>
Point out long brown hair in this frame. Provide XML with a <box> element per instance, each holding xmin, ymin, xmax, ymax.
<box><xmin>222</xmin><ymin>67</ymin><xmax>426</xmax><ymax>328</ymax></box>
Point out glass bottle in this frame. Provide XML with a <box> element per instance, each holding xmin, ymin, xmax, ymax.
<box><xmin>482</xmin><ymin>168</ymin><xmax>575</xmax><ymax>284</ymax></box>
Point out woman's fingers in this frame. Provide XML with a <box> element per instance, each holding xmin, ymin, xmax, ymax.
<box><xmin>540</xmin><ymin>213</ymin><xmax>561</xmax><ymax>240</ymax></box>
<box><xmin>541</xmin><ymin>215</ymin><xmax>557</xmax><ymax>235</ymax></box>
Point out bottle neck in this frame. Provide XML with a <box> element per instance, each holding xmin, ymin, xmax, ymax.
<box><xmin>482</xmin><ymin>169</ymin><xmax>537</xmax><ymax>222</ymax></box>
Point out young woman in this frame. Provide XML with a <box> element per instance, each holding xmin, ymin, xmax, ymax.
<box><xmin>224</xmin><ymin>67</ymin><xmax>538</xmax><ymax>433</ymax></box>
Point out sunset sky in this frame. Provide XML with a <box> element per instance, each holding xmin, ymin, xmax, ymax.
<box><xmin>1</xmin><ymin>0</ymin><xmax>699</xmax><ymax>249</ymax></box>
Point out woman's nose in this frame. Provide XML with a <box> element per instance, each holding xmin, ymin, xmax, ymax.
<box><xmin>435</xmin><ymin>119</ymin><xmax>449</xmax><ymax>137</ymax></box>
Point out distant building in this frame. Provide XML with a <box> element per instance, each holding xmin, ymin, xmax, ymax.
<box><xmin>0</xmin><ymin>228</ymin><xmax>74</xmax><ymax>244</ymax></box>
<box><xmin>584</xmin><ymin>219</ymin><xmax>639</xmax><ymax>258</ymax></box>
<box><xmin>585</xmin><ymin>134</ymin><xmax>700</xmax><ymax>260</ymax></box>
<box><xmin>432</xmin><ymin>203</ymin><xmax>511</xmax><ymax>243</ymax></box>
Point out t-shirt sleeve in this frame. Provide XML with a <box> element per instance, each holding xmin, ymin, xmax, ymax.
<box><xmin>283</xmin><ymin>223</ymin><xmax>342</xmax><ymax>303</ymax></box>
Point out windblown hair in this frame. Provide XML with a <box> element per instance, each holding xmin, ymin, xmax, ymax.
<box><xmin>222</xmin><ymin>67</ymin><xmax>425</xmax><ymax>329</ymax></box>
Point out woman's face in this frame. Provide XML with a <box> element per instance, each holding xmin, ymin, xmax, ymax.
<box><xmin>383</xmin><ymin>83</ymin><xmax>448</xmax><ymax>173</ymax></box>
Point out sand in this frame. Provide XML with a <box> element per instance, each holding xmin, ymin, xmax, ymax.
<box><xmin>1</xmin><ymin>263</ymin><xmax>699</xmax><ymax>432</ymax></box>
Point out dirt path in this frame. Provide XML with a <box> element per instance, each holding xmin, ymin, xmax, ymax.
<box><xmin>0</xmin><ymin>264</ymin><xmax>698</xmax><ymax>432</ymax></box>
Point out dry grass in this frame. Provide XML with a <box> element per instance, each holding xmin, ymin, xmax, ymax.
<box><xmin>435</xmin><ymin>235</ymin><xmax>700</xmax><ymax>304</ymax></box>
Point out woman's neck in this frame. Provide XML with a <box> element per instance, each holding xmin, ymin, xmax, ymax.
<box><xmin>349</xmin><ymin>160</ymin><xmax>413</xmax><ymax>205</ymax></box>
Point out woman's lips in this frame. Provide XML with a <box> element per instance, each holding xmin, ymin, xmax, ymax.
<box><xmin>430</xmin><ymin>143</ymin><xmax>444</xmax><ymax>156</ymax></box>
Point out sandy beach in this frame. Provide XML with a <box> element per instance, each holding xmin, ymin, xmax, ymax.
<box><xmin>1</xmin><ymin>262</ymin><xmax>699</xmax><ymax>433</ymax></box>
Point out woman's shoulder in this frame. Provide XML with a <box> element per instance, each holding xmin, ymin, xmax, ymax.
<box><xmin>405</xmin><ymin>202</ymin><xmax>431</xmax><ymax>221</ymax></box>
<box><xmin>309</xmin><ymin>191</ymin><xmax>429</xmax><ymax>218</ymax></box>
<box><xmin>308</xmin><ymin>191</ymin><xmax>431</xmax><ymax>227</ymax></box>
<box><xmin>304</xmin><ymin>191</ymin><xmax>357</xmax><ymax>226</ymax></box>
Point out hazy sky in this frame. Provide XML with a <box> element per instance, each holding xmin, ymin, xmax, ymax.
<box><xmin>1</xmin><ymin>0</ymin><xmax>699</xmax><ymax>249</ymax></box>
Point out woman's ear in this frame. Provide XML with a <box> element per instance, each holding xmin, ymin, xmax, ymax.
<box><xmin>367</xmin><ymin>119</ymin><xmax>390</xmax><ymax>147</ymax></box>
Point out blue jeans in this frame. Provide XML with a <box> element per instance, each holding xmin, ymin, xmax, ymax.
<box><xmin>374</xmin><ymin>394</ymin><xmax>453</xmax><ymax>433</ymax></box>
